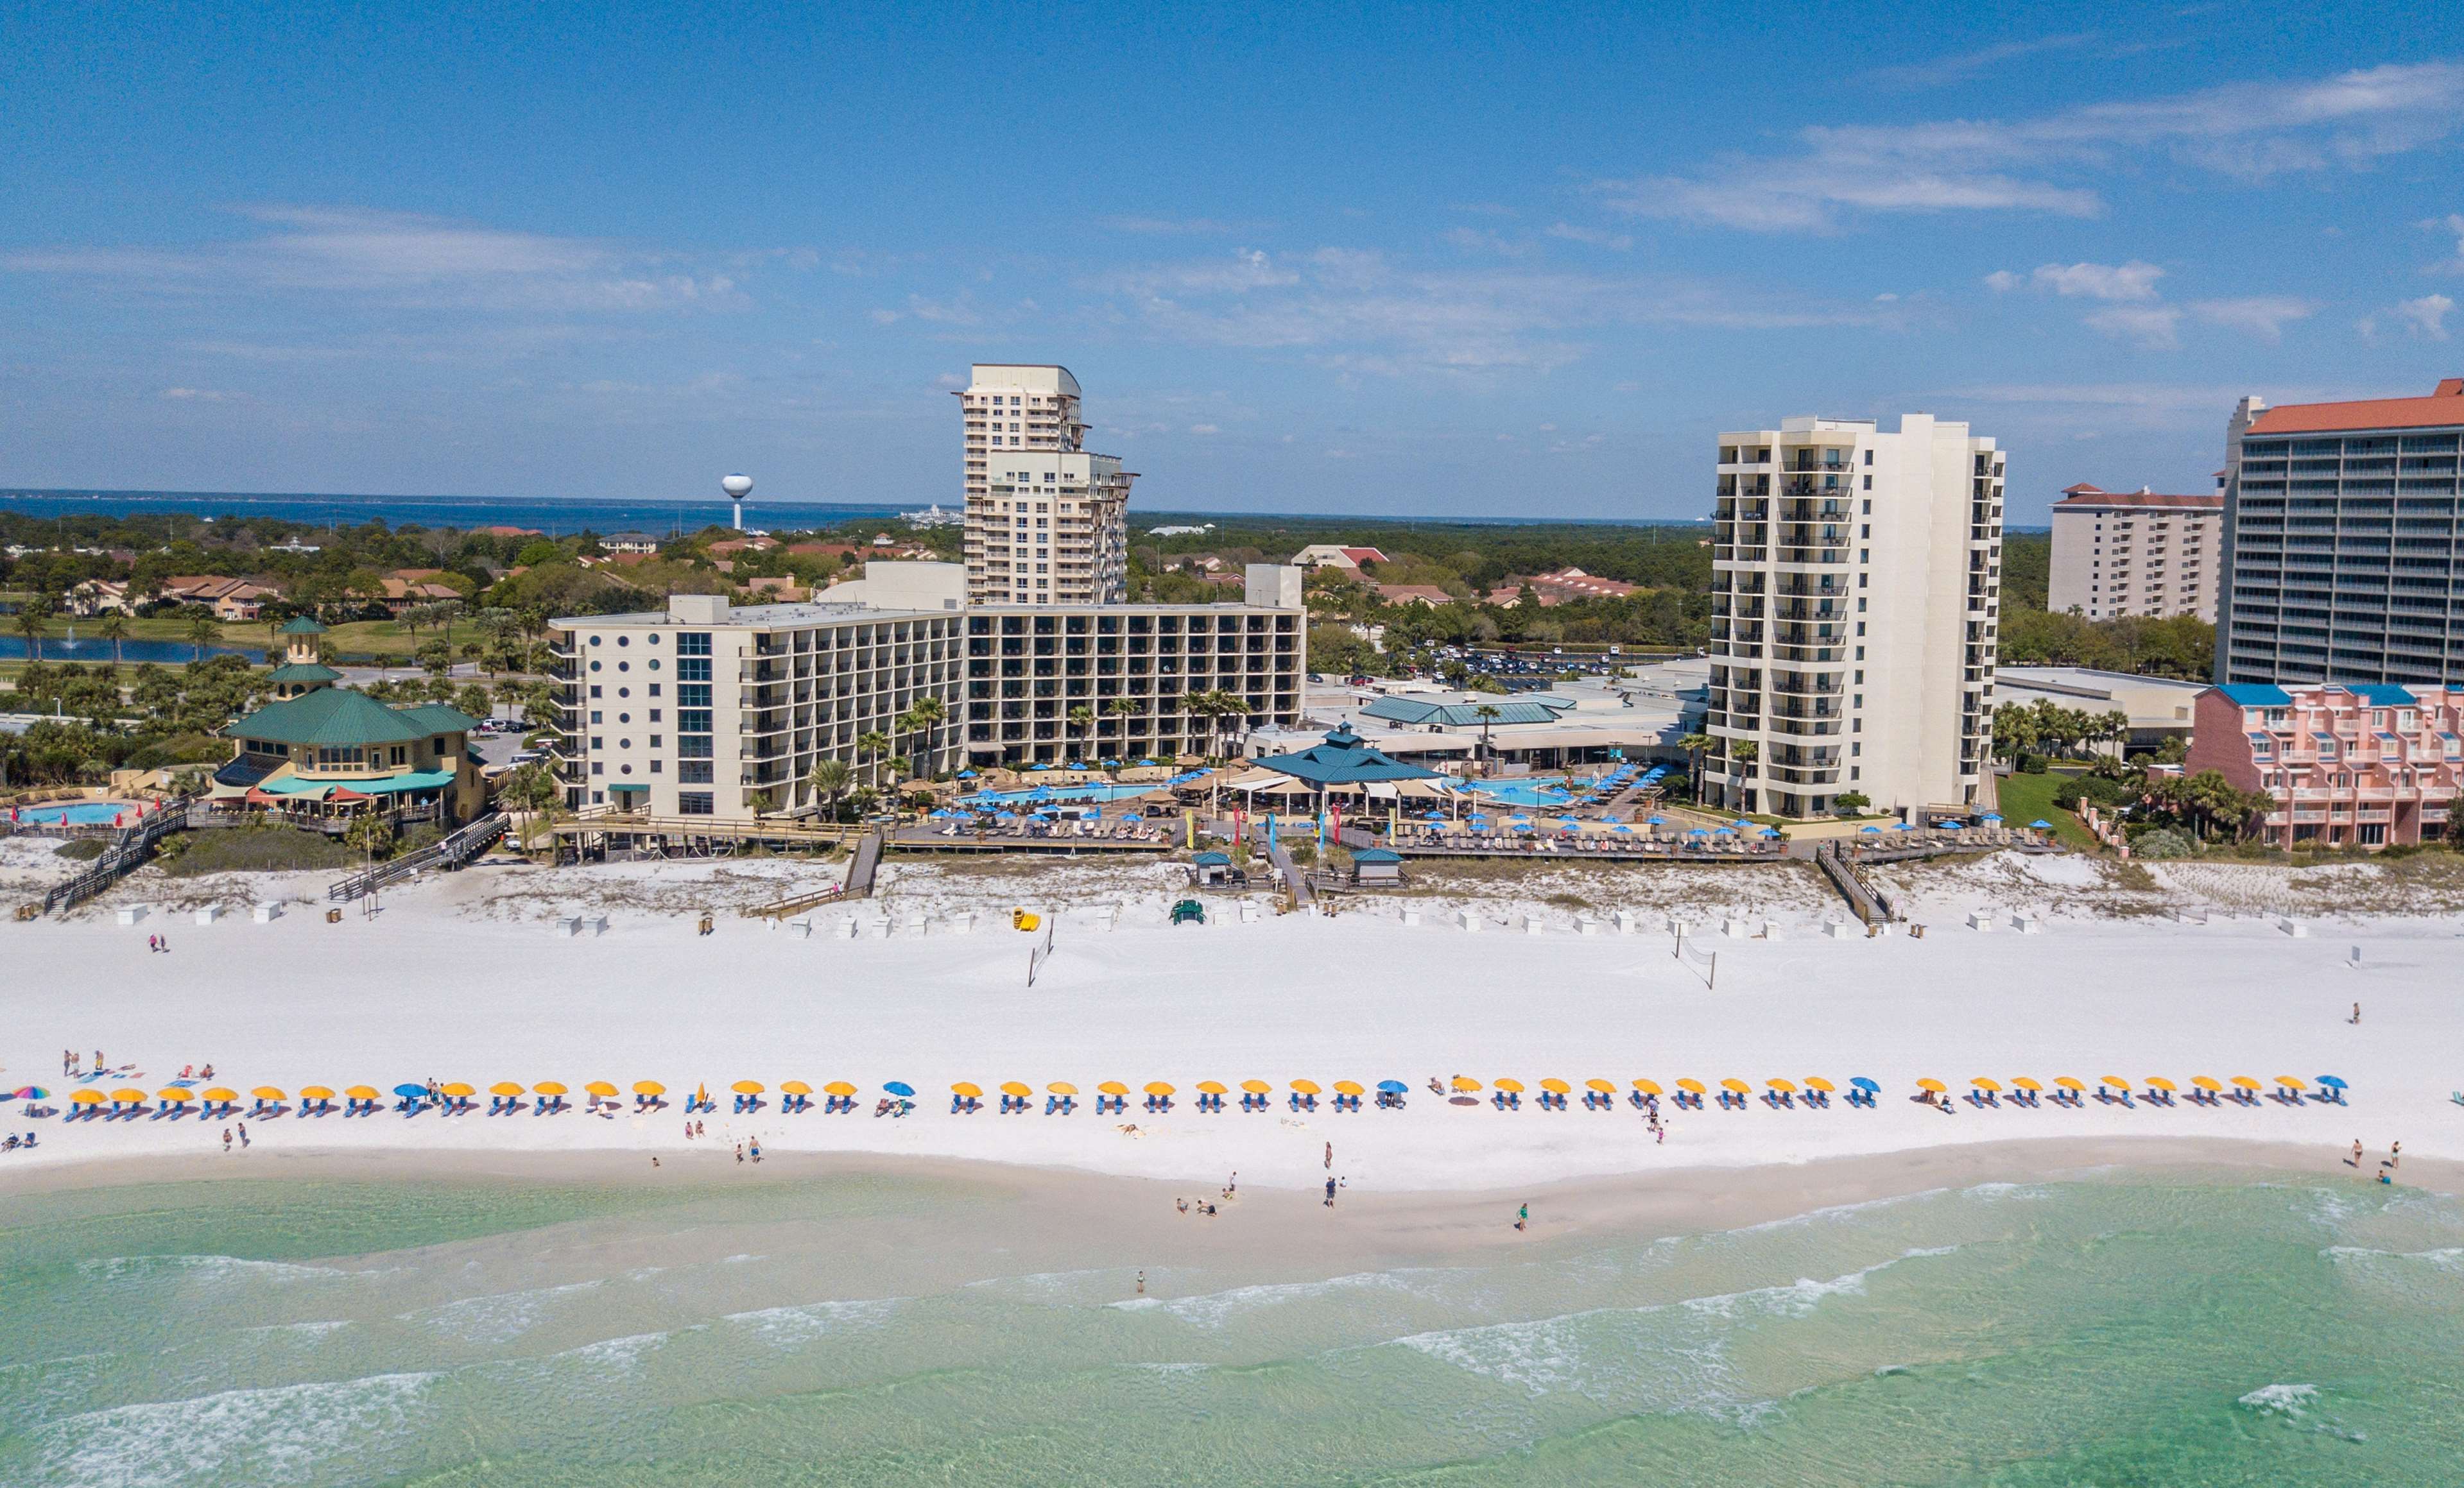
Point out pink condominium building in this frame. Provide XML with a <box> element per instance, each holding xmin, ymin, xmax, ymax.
<box><xmin>2189</xmin><ymin>682</ymin><xmax>2463</xmax><ymax>848</ymax></box>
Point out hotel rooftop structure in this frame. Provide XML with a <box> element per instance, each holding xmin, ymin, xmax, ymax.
<box><xmin>1246</xmin><ymin>659</ymin><xmax>1712</xmax><ymax>771</ymax></box>
<box><xmin>958</xmin><ymin>364</ymin><xmax>1134</xmax><ymax>607</ymax></box>
<box><xmin>2215</xmin><ymin>378</ymin><xmax>2464</xmax><ymax>688</ymax></box>
<box><xmin>2188</xmin><ymin>680</ymin><xmax>2462</xmax><ymax>848</ymax></box>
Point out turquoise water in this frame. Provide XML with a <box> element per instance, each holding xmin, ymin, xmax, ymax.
<box><xmin>7</xmin><ymin>801</ymin><xmax>144</xmax><ymax>827</ymax></box>
<box><xmin>3</xmin><ymin>1169</ymin><xmax>2461</xmax><ymax>1484</ymax></box>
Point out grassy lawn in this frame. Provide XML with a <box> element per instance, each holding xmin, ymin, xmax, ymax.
<box><xmin>7</xmin><ymin>613</ymin><xmax>447</xmax><ymax>663</ymax></box>
<box><xmin>1992</xmin><ymin>769</ymin><xmax>2103</xmax><ymax>853</ymax></box>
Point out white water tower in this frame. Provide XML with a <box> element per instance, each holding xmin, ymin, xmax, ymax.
<box><xmin>720</xmin><ymin>472</ymin><xmax>753</xmax><ymax>530</ymax></box>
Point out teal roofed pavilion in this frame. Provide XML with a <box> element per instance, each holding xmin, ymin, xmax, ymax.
<box><xmin>1252</xmin><ymin>723</ymin><xmax>1443</xmax><ymax>788</ymax></box>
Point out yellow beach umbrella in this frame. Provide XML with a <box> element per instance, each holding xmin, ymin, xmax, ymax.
<box><xmin>1915</xmin><ymin>1078</ymin><xmax>1947</xmax><ymax>1093</ymax></box>
<box><xmin>1143</xmin><ymin>1082</ymin><xmax>1175</xmax><ymax>1097</ymax></box>
<box><xmin>1768</xmin><ymin>1079</ymin><xmax>1797</xmax><ymax>1094</ymax></box>
<box><xmin>2011</xmin><ymin>1077</ymin><xmax>2042</xmax><ymax>1092</ymax></box>
<box><xmin>1633</xmin><ymin>1079</ymin><xmax>1664</xmax><ymax>1096</ymax></box>
<box><xmin>1041</xmin><ymin>1082</ymin><xmax>1073</xmax><ymax>1097</ymax></box>
<box><xmin>1675</xmin><ymin>1079</ymin><xmax>1706</xmax><ymax>1095</ymax></box>
<box><xmin>156</xmin><ymin>1088</ymin><xmax>193</xmax><ymax>1103</ymax></box>
<box><xmin>201</xmin><ymin>1087</ymin><xmax>239</xmax><ymax>1103</ymax></box>
<box><xmin>1539</xmin><ymin>1078</ymin><xmax>1572</xmax><ymax>1095</ymax></box>
<box><xmin>952</xmin><ymin>1082</ymin><xmax>983</xmax><ymax>1099</ymax></box>
<box><xmin>781</xmin><ymin>1081</ymin><xmax>814</xmax><ymax>1097</ymax></box>
<box><xmin>490</xmin><ymin>1082</ymin><xmax>524</xmax><ymax>1097</ymax></box>
<box><xmin>1238</xmin><ymin>1079</ymin><xmax>1270</xmax><ymax>1095</ymax></box>
<box><xmin>441</xmin><ymin>1082</ymin><xmax>475</xmax><ymax>1099</ymax></box>
<box><xmin>729</xmin><ymin>1080</ymin><xmax>763</xmax><ymax>1095</ymax></box>
<box><xmin>1804</xmin><ymin>1077</ymin><xmax>1836</xmax><ymax>1093</ymax></box>
<box><xmin>633</xmin><ymin>1081</ymin><xmax>666</xmax><ymax>1097</ymax></box>
<box><xmin>1197</xmin><ymin>1081</ymin><xmax>1230</xmax><ymax>1095</ymax></box>
<box><xmin>1970</xmin><ymin>1078</ymin><xmax>2001</xmax><ymax>1092</ymax></box>
<box><xmin>2191</xmin><ymin>1077</ymin><xmax>2223</xmax><ymax>1092</ymax></box>
<box><xmin>300</xmin><ymin>1085</ymin><xmax>335</xmax><ymax>1100</ymax></box>
<box><xmin>1494</xmin><ymin>1078</ymin><xmax>1525</xmax><ymax>1093</ymax></box>
<box><xmin>1719</xmin><ymin>1079</ymin><xmax>1751</xmax><ymax>1095</ymax></box>
<box><xmin>584</xmin><ymin>1081</ymin><xmax>619</xmax><ymax>1098</ymax></box>
<box><xmin>1585</xmin><ymin>1079</ymin><xmax>1616</xmax><ymax>1094</ymax></box>
<box><xmin>533</xmin><ymin>1081</ymin><xmax>568</xmax><ymax>1097</ymax></box>
<box><xmin>2053</xmin><ymin>1077</ymin><xmax>2085</xmax><ymax>1091</ymax></box>
<box><xmin>2100</xmin><ymin>1076</ymin><xmax>2132</xmax><ymax>1091</ymax></box>
<box><xmin>2228</xmin><ymin>1076</ymin><xmax>2262</xmax><ymax>1091</ymax></box>
<box><xmin>70</xmin><ymin>1090</ymin><xmax>105</xmax><ymax>1106</ymax></box>
<box><xmin>1333</xmin><ymin>1081</ymin><xmax>1365</xmax><ymax>1096</ymax></box>
<box><xmin>1452</xmin><ymin>1075</ymin><xmax>1483</xmax><ymax>1092</ymax></box>
<box><xmin>110</xmin><ymin>1088</ymin><xmax>148</xmax><ymax>1104</ymax></box>
<box><xmin>2146</xmin><ymin>1077</ymin><xmax>2176</xmax><ymax>1092</ymax></box>
<box><xmin>252</xmin><ymin>1086</ymin><xmax>288</xmax><ymax>1100</ymax></box>
<box><xmin>2275</xmin><ymin>1075</ymin><xmax>2307</xmax><ymax>1091</ymax></box>
<box><xmin>1291</xmin><ymin>1079</ymin><xmax>1322</xmax><ymax>1096</ymax></box>
<box><xmin>1097</xmin><ymin>1081</ymin><xmax>1129</xmax><ymax>1096</ymax></box>
<box><xmin>826</xmin><ymin>1081</ymin><xmax>859</xmax><ymax>1097</ymax></box>
<box><xmin>998</xmin><ymin>1081</ymin><xmax>1031</xmax><ymax>1098</ymax></box>
<box><xmin>344</xmin><ymin>1085</ymin><xmax>379</xmax><ymax>1100</ymax></box>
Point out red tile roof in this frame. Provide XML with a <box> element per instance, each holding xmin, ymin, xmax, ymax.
<box><xmin>2052</xmin><ymin>484</ymin><xmax>2223</xmax><ymax>511</ymax></box>
<box><xmin>2245</xmin><ymin>379</ymin><xmax>2464</xmax><ymax>434</ymax></box>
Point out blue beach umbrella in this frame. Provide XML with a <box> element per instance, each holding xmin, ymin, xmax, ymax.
<box><xmin>883</xmin><ymin>1081</ymin><xmax>915</xmax><ymax>1098</ymax></box>
<box><xmin>1376</xmin><ymin>1080</ymin><xmax>1408</xmax><ymax>1093</ymax></box>
<box><xmin>392</xmin><ymin>1083</ymin><xmax>429</xmax><ymax>1099</ymax></box>
<box><xmin>1850</xmin><ymin>1077</ymin><xmax>1880</xmax><ymax>1093</ymax></box>
<box><xmin>2317</xmin><ymin>1075</ymin><xmax>2348</xmax><ymax>1090</ymax></box>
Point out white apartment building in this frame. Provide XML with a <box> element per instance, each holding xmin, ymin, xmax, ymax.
<box><xmin>2047</xmin><ymin>483</ymin><xmax>2224</xmax><ymax>622</ymax></box>
<box><xmin>549</xmin><ymin>592</ymin><xmax>965</xmax><ymax>819</ymax></box>
<box><xmin>958</xmin><ymin>364</ymin><xmax>1134</xmax><ymax>606</ymax></box>
<box><xmin>1707</xmin><ymin>414</ymin><xmax>2004</xmax><ymax>819</ymax></box>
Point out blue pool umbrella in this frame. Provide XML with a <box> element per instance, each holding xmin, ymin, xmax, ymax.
<box><xmin>1714</xmin><ymin>826</ymin><xmax>1736</xmax><ymax>836</ymax></box>
<box><xmin>1646</xmin><ymin>815</ymin><xmax>1666</xmax><ymax>825</ymax></box>
<box><xmin>883</xmin><ymin>1081</ymin><xmax>915</xmax><ymax>1097</ymax></box>
<box><xmin>1859</xmin><ymin>824</ymin><xmax>1883</xmax><ymax>834</ymax></box>
<box><xmin>956</xmin><ymin>769</ymin><xmax>976</xmax><ymax>778</ymax></box>
<box><xmin>2030</xmin><ymin>818</ymin><xmax>2054</xmax><ymax>830</ymax></box>
<box><xmin>1467</xmin><ymin>814</ymin><xmax>1491</xmax><ymax>828</ymax></box>
<box><xmin>1939</xmin><ymin>819</ymin><xmax>1965</xmax><ymax>829</ymax></box>
<box><xmin>1759</xmin><ymin>826</ymin><xmax>1782</xmax><ymax>838</ymax></box>
<box><xmin>1732</xmin><ymin>818</ymin><xmax>1752</xmax><ymax>828</ymax></box>
<box><xmin>1612</xmin><ymin>823</ymin><xmax>1633</xmax><ymax>833</ymax></box>
<box><xmin>1420</xmin><ymin>810</ymin><xmax>1446</xmax><ymax>821</ymax></box>
<box><xmin>1893</xmin><ymin>821</ymin><xmax>1915</xmax><ymax>831</ymax></box>
<box><xmin>1849</xmin><ymin>1077</ymin><xmax>1880</xmax><ymax>1093</ymax></box>
<box><xmin>1376</xmin><ymin>1079</ymin><xmax>1408</xmax><ymax>1093</ymax></box>
<box><xmin>1030</xmin><ymin>763</ymin><xmax>1050</xmax><ymax>771</ymax></box>
<box><xmin>1101</xmin><ymin>758</ymin><xmax>1120</xmax><ymax>767</ymax></box>
<box><xmin>1980</xmin><ymin>812</ymin><xmax>2003</xmax><ymax>822</ymax></box>
<box><xmin>392</xmin><ymin>1083</ymin><xmax>429</xmax><ymax>1099</ymax></box>
<box><xmin>1686</xmin><ymin>827</ymin><xmax>1709</xmax><ymax>837</ymax></box>
<box><xmin>2318</xmin><ymin>1075</ymin><xmax>2348</xmax><ymax>1090</ymax></box>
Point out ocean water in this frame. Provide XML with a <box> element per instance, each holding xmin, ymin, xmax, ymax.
<box><xmin>2</xmin><ymin>1168</ymin><xmax>2460</xmax><ymax>1485</ymax></box>
<box><xmin>0</xmin><ymin>491</ymin><xmax>916</xmax><ymax>536</ymax></box>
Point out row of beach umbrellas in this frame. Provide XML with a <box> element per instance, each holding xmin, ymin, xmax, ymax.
<box><xmin>1919</xmin><ymin>1075</ymin><xmax>2345</xmax><ymax>1097</ymax></box>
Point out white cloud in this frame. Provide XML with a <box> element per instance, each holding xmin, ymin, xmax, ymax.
<box><xmin>1544</xmin><ymin>222</ymin><xmax>1635</xmax><ymax>251</ymax></box>
<box><xmin>1861</xmin><ymin>31</ymin><xmax>2101</xmax><ymax>90</ymax></box>
<box><xmin>2428</xmin><ymin>212</ymin><xmax>2464</xmax><ymax>272</ymax></box>
<box><xmin>1989</xmin><ymin>260</ymin><xmax>2166</xmax><ymax>301</ymax></box>
<box><xmin>1187</xmin><ymin>423</ymin><xmax>1220</xmax><ymax>434</ymax></box>
<box><xmin>2083</xmin><ymin>305</ymin><xmax>2184</xmax><ymax>347</ymax></box>
<box><xmin>2398</xmin><ymin>293</ymin><xmax>2455</xmax><ymax>339</ymax></box>
<box><xmin>3</xmin><ymin>205</ymin><xmax>743</xmax><ymax>312</ymax></box>
<box><xmin>160</xmin><ymin>386</ymin><xmax>241</xmax><ymax>401</ymax></box>
<box><xmin>1102</xmin><ymin>216</ymin><xmax>1258</xmax><ymax>235</ymax></box>
<box><xmin>2187</xmin><ymin>296</ymin><xmax>2315</xmax><ymax>342</ymax></box>
<box><xmin>1599</xmin><ymin>60</ymin><xmax>2464</xmax><ymax>232</ymax></box>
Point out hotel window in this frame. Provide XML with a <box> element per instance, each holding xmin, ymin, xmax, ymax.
<box><xmin>678</xmin><ymin>792</ymin><xmax>714</xmax><ymax>816</ymax></box>
<box><xmin>678</xmin><ymin>760</ymin><xmax>713</xmax><ymax>783</ymax></box>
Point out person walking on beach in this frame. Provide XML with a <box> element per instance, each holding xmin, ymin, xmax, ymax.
<box><xmin>749</xmin><ymin>1139</ymin><xmax>761</xmax><ymax>1164</ymax></box>
<box><xmin>1226</xmin><ymin>1171</ymin><xmax>1237</xmax><ymax>1197</ymax></box>
<box><xmin>2352</xmin><ymin>1002</ymin><xmax>2362</xmax><ymax>1025</ymax></box>
<box><xmin>2390</xmin><ymin>1140</ymin><xmax>2401</xmax><ymax>1169</ymax></box>
<box><xmin>1515</xmin><ymin>1202</ymin><xmax>1528</xmax><ymax>1233</ymax></box>
<box><xmin>1325</xmin><ymin>1176</ymin><xmax>1337</xmax><ymax>1208</ymax></box>
<box><xmin>1324</xmin><ymin>1140</ymin><xmax>1333</xmax><ymax>1170</ymax></box>
<box><xmin>734</xmin><ymin>1142</ymin><xmax>745</xmax><ymax>1165</ymax></box>
<box><xmin>237</xmin><ymin>1122</ymin><xmax>248</xmax><ymax>1149</ymax></box>
<box><xmin>1136</xmin><ymin>1269</ymin><xmax>1146</xmax><ymax>1296</ymax></box>
<box><xmin>2352</xmin><ymin>1140</ymin><xmax>2365</xmax><ymax>1168</ymax></box>
<box><xmin>221</xmin><ymin>1127</ymin><xmax>232</xmax><ymax>1153</ymax></box>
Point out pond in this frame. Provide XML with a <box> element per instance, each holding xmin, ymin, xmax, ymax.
<box><xmin>0</xmin><ymin>635</ymin><xmax>260</xmax><ymax>665</ymax></box>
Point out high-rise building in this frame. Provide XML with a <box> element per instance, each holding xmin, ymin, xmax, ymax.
<box><xmin>2214</xmin><ymin>379</ymin><xmax>2464</xmax><ymax>687</ymax></box>
<box><xmin>958</xmin><ymin>364</ymin><xmax>1133</xmax><ymax>606</ymax></box>
<box><xmin>1707</xmin><ymin>414</ymin><xmax>2004</xmax><ymax>819</ymax></box>
<box><xmin>2047</xmin><ymin>483</ymin><xmax>2224</xmax><ymax>622</ymax></box>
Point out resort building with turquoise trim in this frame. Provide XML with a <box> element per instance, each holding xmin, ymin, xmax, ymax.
<box><xmin>211</xmin><ymin>617</ymin><xmax>487</xmax><ymax>827</ymax></box>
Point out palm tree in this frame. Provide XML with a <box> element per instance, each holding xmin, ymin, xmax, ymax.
<box><xmin>185</xmin><ymin>610</ymin><xmax>221</xmax><ymax>662</ymax></box>
<box><xmin>1105</xmin><ymin>695</ymin><xmax>1140</xmax><ymax>758</ymax></box>
<box><xmin>94</xmin><ymin>610</ymin><xmax>128</xmax><ymax>665</ymax></box>
<box><xmin>1676</xmin><ymin>731</ymin><xmax>1712</xmax><ymax>798</ymax></box>
<box><xmin>1067</xmin><ymin>704</ymin><xmax>1096</xmax><ymax>764</ymax></box>
<box><xmin>856</xmin><ymin>730</ymin><xmax>890</xmax><ymax>789</ymax></box>
<box><xmin>1472</xmin><ymin>703</ymin><xmax>1502</xmax><ymax>765</ymax></box>
<box><xmin>1184</xmin><ymin>689</ymin><xmax>1246</xmax><ymax>763</ymax></box>
<box><xmin>902</xmin><ymin>694</ymin><xmax>947</xmax><ymax>776</ymax></box>
<box><xmin>12</xmin><ymin>592</ymin><xmax>52</xmax><ymax>661</ymax></box>
<box><xmin>806</xmin><ymin>756</ymin><xmax>853</xmax><ymax>818</ymax></box>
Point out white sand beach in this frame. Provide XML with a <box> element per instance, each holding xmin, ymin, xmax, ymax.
<box><xmin>5</xmin><ymin>851</ymin><xmax>2459</xmax><ymax>1197</ymax></box>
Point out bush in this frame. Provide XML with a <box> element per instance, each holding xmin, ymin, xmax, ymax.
<box><xmin>2018</xmin><ymin>753</ymin><xmax>2048</xmax><ymax>774</ymax></box>
<box><xmin>2129</xmin><ymin>826</ymin><xmax>2200</xmax><ymax>860</ymax></box>
<box><xmin>155</xmin><ymin>828</ymin><xmax>363</xmax><ymax>877</ymax></box>
<box><xmin>53</xmin><ymin>837</ymin><xmax>107</xmax><ymax>860</ymax></box>
<box><xmin>2053</xmin><ymin>774</ymin><xmax>2130</xmax><ymax>811</ymax></box>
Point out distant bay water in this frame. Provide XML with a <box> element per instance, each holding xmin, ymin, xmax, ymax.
<box><xmin>0</xmin><ymin>490</ymin><xmax>918</xmax><ymax>536</ymax></box>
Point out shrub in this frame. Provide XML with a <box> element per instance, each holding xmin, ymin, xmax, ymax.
<box><xmin>53</xmin><ymin>837</ymin><xmax>107</xmax><ymax>861</ymax></box>
<box><xmin>2053</xmin><ymin>774</ymin><xmax>2130</xmax><ymax>811</ymax></box>
<box><xmin>2130</xmin><ymin>827</ymin><xmax>2200</xmax><ymax>860</ymax></box>
<box><xmin>2018</xmin><ymin>754</ymin><xmax>2048</xmax><ymax>774</ymax></box>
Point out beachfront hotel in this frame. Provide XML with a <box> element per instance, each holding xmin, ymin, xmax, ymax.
<box><xmin>2187</xmin><ymin>681</ymin><xmax>2462</xmax><ymax>848</ymax></box>
<box><xmin>547</xmin><ymin>564</ymin><xmax>1309</xmax><ymax>814</ymax></box>
<box><xmin>1707</xmin><ymin>414</ymin><xmax>2004</xmax><ymax>819</ymax></box>
<box><xmin>2214</xmin><ymin>379</ymin><xmax>2464</xmax><ymax>688</ymax></box>
<box><xmin>958</xmin><ymin>364</ymin><xmax>1134</xmax><ymax>607</ymax></box>
<box><xmin>2047</xmin><ymin>483</ymin><xmax>2224</xmax><ymax>622</ymax></box>
<box><xmin>212</xmin><ymin>618</ymin><xmax>488</xmax><ymax>826</ymax></box>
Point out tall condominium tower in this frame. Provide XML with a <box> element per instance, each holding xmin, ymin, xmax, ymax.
<box><xmin>958</xmin><ymin>364</ymin><xmax>1135</xmax><ymax>605</ymax></box>
<box><xmin>2047</xmin><ymin>482</ymin><xmax>2224</xmax><ymax>622</ymax></box>
<box><xmin>2213</xmin><ymin>378</ymin><xmax>2464</xmax><ymax>687</ymax></box>
<box><xmin>1707</xmin><ymin>414</ymin><xmax>2005</xmax><ymax>819</ymax></box>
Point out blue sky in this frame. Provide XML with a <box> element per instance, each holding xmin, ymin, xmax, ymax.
<box><xmin>3</xmin><ymin>1</ymin><xmax>2461</xmax><ymax>522</ymax></box>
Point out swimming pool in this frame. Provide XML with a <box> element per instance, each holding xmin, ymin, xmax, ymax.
<box><xmin>958</xmin><ymin>782</ymin><xmax>1169</xmax><ymax>807</ymax></box>
<box><xmin>8</xmin><ymin>800</ymin><xmax>144</xmax><ymax>827</ymax></box>
<box><xmin>1461</xmin><ymin>778</ymin><xmax>1581</xmax><ymax>807</ymax></box>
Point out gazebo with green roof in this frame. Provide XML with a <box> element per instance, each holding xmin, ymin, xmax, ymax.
<box><xmin>1251</xmin><ymin>723</ymin><xmax>1443</xmax><ymax>832</ymax></box>
<box><xmin>214</xmin><ymin>624</ymin><xmax>486</xmax><ymax>826</ymax></box>
<box><xmin>267</xmin><ymin>613</ymin><xmax>340</xmax><ymax>698</ymax></box>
